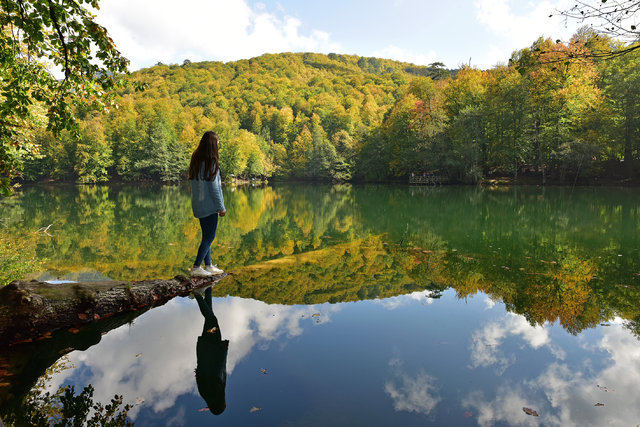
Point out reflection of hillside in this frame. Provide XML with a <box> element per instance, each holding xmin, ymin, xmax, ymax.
<box><xmin>2</xmin><ymin>184</ymin><xmax>640</xmax><ymax>336</ymax></box>
<box><xmin>214</xmin><ymin>236</ymin><xmax>442</xmax><ymax>304</ymax></box>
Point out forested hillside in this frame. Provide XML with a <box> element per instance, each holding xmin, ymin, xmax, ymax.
<box><xmin>23</xmin><ymin>30</ymin><xmax>640</xmax><ymax>184</ymax></box>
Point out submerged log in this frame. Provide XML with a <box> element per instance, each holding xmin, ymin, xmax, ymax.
<box><xmin>0</xmin><ymin>274</ymin><xmax>225</xmax><ymax>345</ymax></box>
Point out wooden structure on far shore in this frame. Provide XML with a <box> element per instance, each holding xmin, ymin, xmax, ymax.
<box><xmin>409</xmin><ymin>174</ymin><xmax>446</xmax><ymax>185</ymax></box>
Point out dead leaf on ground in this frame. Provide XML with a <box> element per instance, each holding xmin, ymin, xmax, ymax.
<box><xmin>250</xmin><ymin>407</ymin><xmax>261</xmax><ymax>413</ymax></box>
<box><xmin>77</xmin><ymin>313</ymin><xmax>88</xmax><ymax>320</ymax></box>
<box><xmin>522</xmin><ymin>407</ymin><xmax>539</xmax><ymax>417</ymax></box>
<box><xmin>207</xmin><ymin>327</ymin><xmax>218</xmax><ymax>334</ymax></box>
<box><xmin>0</xmin><ymin>382</ymin><xmax>10</xmax><ymax>388</ymax></box>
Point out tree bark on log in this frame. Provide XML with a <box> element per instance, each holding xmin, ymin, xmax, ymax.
<box><xmin>0</xmin><ymin>274</ymin><xmax>225</xmax><ymax>345</ymax></box>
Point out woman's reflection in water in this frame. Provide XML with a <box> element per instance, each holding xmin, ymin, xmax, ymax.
<box><xmin>194</xmin><ymin>286</ymin><xmax>229</xmax><ymax>415</ymax></box>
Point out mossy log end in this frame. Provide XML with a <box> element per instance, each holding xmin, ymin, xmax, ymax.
<box><xmin>0</xmin><ymin>274</ymin><xmax>226</xmax><ymax>345</ymax></box>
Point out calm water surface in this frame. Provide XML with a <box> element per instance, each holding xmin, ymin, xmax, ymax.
<box><xmin>1</xmin><ymin>183</ymin><xmax>639</xmax><ymax>426</ymax></box>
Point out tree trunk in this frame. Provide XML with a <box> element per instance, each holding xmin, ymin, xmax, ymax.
<box><xmin>0</xmin><ymin>274</ymin><xmax>225</xmax><ymax>345</ymax></box>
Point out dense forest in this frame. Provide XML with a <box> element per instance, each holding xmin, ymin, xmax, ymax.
<box><xmin>21</xmin><ymin>29</ymin><xmax>640</xmax><ymax>184</ymax></box>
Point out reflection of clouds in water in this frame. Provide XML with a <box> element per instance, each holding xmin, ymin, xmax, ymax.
<box><xmin>377</xmin><ymin>290</ymin><xmax>434</xmax><ymax>310</ymax></box>
<box><xmin>462</xmin><ymin>387</ymin><xmax>544</xmax><ymax>427</ymax></box>
<box><xmin>384</xmin><ymin>359</ymin><xmax>440</xmax><ymax>416</ymax></box>
<box><xmin>469</xmin><ymin>313</ymin><xmax>565</xmax><ymax>375</ymax></box>
<box><xmin>535</xmin><ymin>325</ymin><xmax>640</xmax><ymax>426</ymax></box>
<box><xmin>484</xmin><ymin>296</ymin><xmax>496</xmax><ymax>310</ymax></box>
<box><xmin>464</xmin><ymin>323</ymin><xmax>640</xmax><ymax>426</ymax></box>
<box><xmin>47</xmin><ymin>296</ymin><xmax>339</xmax><ymax>418</ymax></box>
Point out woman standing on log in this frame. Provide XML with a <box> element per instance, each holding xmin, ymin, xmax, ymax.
<box><xmin>188</xmin><ymin>131</ymin><xmax>226</xmax><ymax>277</ymax></box>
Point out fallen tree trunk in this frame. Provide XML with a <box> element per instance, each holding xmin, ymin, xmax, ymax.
<box><xmin>0</xmin><ymin>274</ymin><xmax>225</xmax><ymax>345</ymax></box>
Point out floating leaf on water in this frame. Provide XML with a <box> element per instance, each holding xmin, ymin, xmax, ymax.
<box><xmin>463</xmin><ymin>411</ymin><xmax>473</xmax><ymax>418</ymax></box>
<box><xmin>207</xmin><ymin>327</ymin><xmax>218</xmax><ymax>334</ymax></box>
<box><xmin>68</xmin><ymin>328</ymin><xmax>79</xmax><ymax>334</ymax></box>
<box><xmin>135</xmin><ymin>397</ymin><xmax>145</xmax><ymax>405</ymax></box>
<box><xmin>597</xmin><ymin>384</ymin><xmax>615</xmax><ymax>393</ymax></box>
<box><xmin>250</xmin><ymin>407</ymin><xmax>261</xmax><ymax>413</ymax></box>
<box><xmin>600</xmin><ymin>323</ymin><xmax>611</xmax><ymax>327</ymax></box>
<box><xmin>135</xmin><ymin>353</ymin><xmax>142</xmax><ymax>358</ymax></box>
<box><xmin>198</xmin><ymin>407</ymin><xmax>209</xmax><ymax>412</ymax></box>
<box><xmin>594</xmin><ymin>403</ymin><xmax>605</xmax><ymax>407</ymax></box>
<box><xmin>522</xmin><ymin>407</ymin><xmax>539</xmax><ymax>416</ymax></box>
<box><xmin>77</xmin><ymin>313</ymin><xmax>88</xmax><ymax>321</ymax></box>
<box><xmin>260</xmin><ymin>368</ymin><xmax>267</xmax><ymax>374</ymax></box>
<box><xmin>311</xmin><ymin>313</ymin><xmax>320</xmax><ymax>317</ymax></box>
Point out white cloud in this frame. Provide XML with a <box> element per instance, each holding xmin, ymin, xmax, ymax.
<box><xmin>46</xmin><ymin>296</ymin><xmax>340</xmax><ymax>419</ymax></box>
<box><xmin>385</xmin><ymin>369</ymin><xmax>441</xmax><ymax>416</ymax></box>
<box><xmin>484</xmin><ymin>295</ymin><xmax>497</xmax><ymax>310</ymax></box>
<box><xmin>372</xmin><ymin>45</ymin><xmax>438</xmax><ymax>66</ymax></box>
<box><xmin>464</xmin><ymin>323</ymin><xmax>640</xmax><ymax>426</ymax></box>
<box><xmin>469</xmin><ymin>312</ymin><xmax>565</xmax><ymax>374</ymax></box>
<box><xmin>377</xmin><ymin>290</ymin><xmax>435</xmax><ymax>310</ymax></box>
<box><xmin>95</xmin><ymin>0</ymin><xmax>342</xmax><ymax>70</ymax></box>
<box><xmin>462</xmin><ymin>387</ymin><xmax>545</xmax><ymax>427</ymax></box>
<box><xmin>474</xmin><ymin>0</ymin><xmax>578</xmax><ymax>66</ymax></box>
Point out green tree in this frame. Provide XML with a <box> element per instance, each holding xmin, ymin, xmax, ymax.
<box><xmin>0</xmin><ymin>0</ymin><xmax>130</xmax><ymax>194</ymax></box>
<box><xmin>601</xmin><ymin>45</ymin><xmax>640</xmax><ymax>177</ymax></box>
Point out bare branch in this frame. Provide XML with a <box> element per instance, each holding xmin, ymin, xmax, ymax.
<box><xmin>47</xmin><ymin>0</ymin><xmax>70</xmax><ymax>80</ymax></box>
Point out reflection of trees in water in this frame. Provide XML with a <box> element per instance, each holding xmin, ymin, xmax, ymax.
<box><xmin>0</xmin><ymin>308</ymin><xmax>147</xmax><ymax>420</ymax></box>
<box><xmin>1</xmin><ymin>357</ymin><xmax>133</xmax><ymax>426</ymax></box>
<box><xmin>2</xmin><ymin>184</ymin><xmax>639</xmax><ymax>335</ymax></box>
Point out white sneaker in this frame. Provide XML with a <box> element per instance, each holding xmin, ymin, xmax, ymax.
<box><xmin>205</xmin><ymin>264</ymin><xmax>224</xmax><ymax>274</ymax></box>
<box><xmin>191</xmin><ymin>266</ymin><xmax>213</xmax><ymax>277</ymax></box>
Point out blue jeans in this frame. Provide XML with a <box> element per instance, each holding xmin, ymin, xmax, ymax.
<box><xmin>194</xmin><ymin>213</ymin><xmax>219</xmax><ymax>267</ymax></box>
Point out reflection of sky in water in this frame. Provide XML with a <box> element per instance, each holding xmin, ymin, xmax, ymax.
<box><xmin>44</xmin><ymin>290</ymin><xmax>640</xmax><ymax>426</ymax></box>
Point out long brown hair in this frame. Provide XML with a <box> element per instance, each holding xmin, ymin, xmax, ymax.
<box><xmin>189</xmin><ymin>131</ymin><xmax>220</xmax><ymax>181</ymax></box>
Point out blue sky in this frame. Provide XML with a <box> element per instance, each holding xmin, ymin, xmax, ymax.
<box><xmin>95</xmin><ymin>0</ymin><xmax>583</xmax><ymax>71</ymax></box>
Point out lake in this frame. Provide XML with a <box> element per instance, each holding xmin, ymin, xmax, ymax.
<box><xmin>1</xmin><ymin>183</ymin><xmax>639</xmax><ymax>426</ymax></box>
